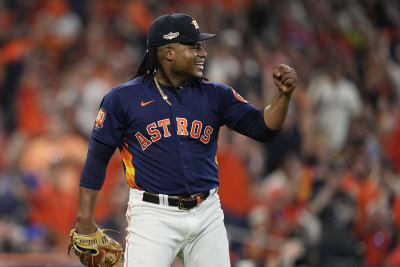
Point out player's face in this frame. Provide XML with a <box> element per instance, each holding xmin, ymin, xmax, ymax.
<box><xmin>172</xmin><ymin>41</ymin><xmax>207</xmax><ymax>79</ymax></box>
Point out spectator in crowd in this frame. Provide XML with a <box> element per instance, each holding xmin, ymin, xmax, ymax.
<box><xmin>307</xmin><ymin>51</ymin><xmax>362</xmax><ymax>153</ymax></box>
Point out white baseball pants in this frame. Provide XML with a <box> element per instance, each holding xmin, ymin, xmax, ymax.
<box><xmin>124</xmin><ymin>188</ymin><xmax>230</xmax><ymax>267</ymax></box>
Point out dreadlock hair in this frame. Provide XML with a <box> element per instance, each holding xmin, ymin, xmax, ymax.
<box><xmin>133</xmin><ymin>46</ymin><xmax>183</xmax><ymax>101</ymax></box>
<box><xmin>133</xmin><ymin>47</ymin><xmax>159</xmax><ymax>81</ymax></box>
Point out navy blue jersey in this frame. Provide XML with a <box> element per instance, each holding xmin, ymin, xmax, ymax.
<box><xmin>91</xmin><ymin>76</ymin><xmax>277</xmax><ymax>195</ymax></box>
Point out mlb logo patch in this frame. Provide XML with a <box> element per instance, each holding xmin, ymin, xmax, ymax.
<box><xmin>95</xmin><ymin>108</ymin><xmax>106</xmax><ymax>128</ymax></box>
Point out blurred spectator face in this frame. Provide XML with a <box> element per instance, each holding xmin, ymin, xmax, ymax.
<box><xmin>326</xmin><ymin>58</ymin><xmax>341</xmax><ymax>82</ymax></box>
<box><xmin>281</xmin><ymin>153</ymin><xmax>302</xmax><ymax>189</ymax></box>
<box><xmin>282</xmin><ymin>153</ymin><xmax>301</xmax><ymax>171</ymax></box>
<box><xmin>266</xmin><ymin>186</ymin><xmax>288</xmax><ymax>210</ymax></box>
<box><xmin>352</xmin><ymin>154</ymin><xmax>371</xmax><ymax>179</ymax></box>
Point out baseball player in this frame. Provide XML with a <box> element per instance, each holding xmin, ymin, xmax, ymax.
<box><xmin>70</xmin><ymin>13</ymin><xmax>297</xmax><ymax>267</ymax></box>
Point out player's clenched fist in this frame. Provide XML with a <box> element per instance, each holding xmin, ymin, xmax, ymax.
<box><xmin>272</xmin><ymin>64</ymin><xmax>297</xmax><ymax>96</ymax></box>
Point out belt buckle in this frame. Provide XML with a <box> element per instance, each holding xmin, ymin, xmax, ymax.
<box><xmin>178</xmin><ymin>197</ymin><xmax>192</xmax><ymax>210</ymax></box>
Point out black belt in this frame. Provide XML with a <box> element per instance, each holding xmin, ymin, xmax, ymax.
<box><xmin>142</xmin><ymin>190</ymin><xmax>211</xmax><ymax>210</ymax></box>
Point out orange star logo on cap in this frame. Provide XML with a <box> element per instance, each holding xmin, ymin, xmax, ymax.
<box><xmin>191</xmin><ymin>19</ymin><xmax>199</xmax><ymax>30</ymax></box>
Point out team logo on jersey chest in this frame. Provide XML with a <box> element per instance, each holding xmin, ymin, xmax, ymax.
<box><xmin>94</xmin><ymin>108</ymin><xmax>106</xmax><ymax>128</ymax></box>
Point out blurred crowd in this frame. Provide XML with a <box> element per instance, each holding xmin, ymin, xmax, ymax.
<box><xmin>1</xmin><ymin>0</ymin><xmax>400</xmax><ymax>266</ymax></box>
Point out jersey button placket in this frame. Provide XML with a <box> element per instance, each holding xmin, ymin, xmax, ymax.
<box><xmin>179</xmin><ymin>139</ymin><xmax>191</xmax><ymax>169</ymax></box>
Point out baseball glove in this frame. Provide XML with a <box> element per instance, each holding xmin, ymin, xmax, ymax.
<box><xmin>68</xmin><ymin>228</ymin><xmax>123</xmax><ymax>267</ymax></box>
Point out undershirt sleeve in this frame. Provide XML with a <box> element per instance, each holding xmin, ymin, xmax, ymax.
<box><xmin>79</xmin><ymin>137</ymin><xmax>116</xmax><ymax>190</ymax></box>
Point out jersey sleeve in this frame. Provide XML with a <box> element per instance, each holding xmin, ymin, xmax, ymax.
<box><xmin>216</xmin><ymin>83</ymin><xmax>279</xmax><ymax>142</ymax></box>
<box><xmin>91</xmin><ymin>88</ymin><xmax>127</xmax><ymax>147</ymax></box>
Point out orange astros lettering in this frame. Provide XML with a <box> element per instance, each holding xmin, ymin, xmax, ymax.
<box><xmin>135</xmin><ymin>118</ymin><xmax>215</xmax><ymax>151</ymax></box>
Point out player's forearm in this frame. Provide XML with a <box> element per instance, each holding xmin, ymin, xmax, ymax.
<box><xmin>75</xmin><ymin>139</ymin><xmax>115</xmax><ymax>234</ymax></box>
<box><xmin>76</xmin><ymin>186</ymin><xmax>99</xmax><ymax>234</ymax></box>
<box><xmin>263</xmin><ymin>91</ymin><xmax>292</xmax><ymax>130</ymax></box>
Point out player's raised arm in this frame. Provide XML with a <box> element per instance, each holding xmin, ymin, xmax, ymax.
<box><xmin>264</xmin><ymin>64</ymin><xmax>297</xmax><ymax>130</ymax></box>
<box><xmin>216</xmin><ymin>65</ymin><xmax>296</xmax><ymax>142</ymax></box>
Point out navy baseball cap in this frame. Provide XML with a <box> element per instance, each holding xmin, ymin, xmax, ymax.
<box><xmin>147</xmin><ymin>13</ymin><xmax>216</xmax><ymax>47</ymax></box>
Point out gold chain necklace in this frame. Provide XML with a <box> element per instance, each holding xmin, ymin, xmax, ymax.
<box><xmin>154</xmin><ymin>76</ymin><xmax>171</xmax><ymax>106</ymax></box>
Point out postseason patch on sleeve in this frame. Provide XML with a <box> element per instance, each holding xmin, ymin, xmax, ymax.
<box><xmin>94</xmin><ymin>108</ymin><xmax>106</xmax><ymax>128</ymax></box>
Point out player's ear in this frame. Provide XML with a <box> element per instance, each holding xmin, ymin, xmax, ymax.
<box><xmin>157</xmin><ymin>44</ymin><xmax>175</xmax><ymax>62</ymax></box>
<box><xmin>164</xmin><ymin>44</ymin><xmax>176</xmax><ymax>61</ymax></box>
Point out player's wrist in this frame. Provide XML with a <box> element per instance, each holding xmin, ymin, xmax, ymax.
<box><xmin>75</xmin><ymin>224</ymin><xmax>98</xmax><ymax>235</ymax></box>
<box><xmin>279</xmin><ymin>89</ymin><xmax>293</xmax><ymax>99</ymax></box>
<box><xmin>75</xmin><ymin>217</ymin><xmax>98</xmax><ymax>234</ymax></box>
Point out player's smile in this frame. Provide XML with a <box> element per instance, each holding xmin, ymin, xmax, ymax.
<box><xmin>194</xmin><ymin>61</ymin><xmax>204</xmax><ymax>70</ymax></box>
<box><xmin>190</xmin><ymin>42</ymin><xmax>207</xmax><ymax>77</ymax></box>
